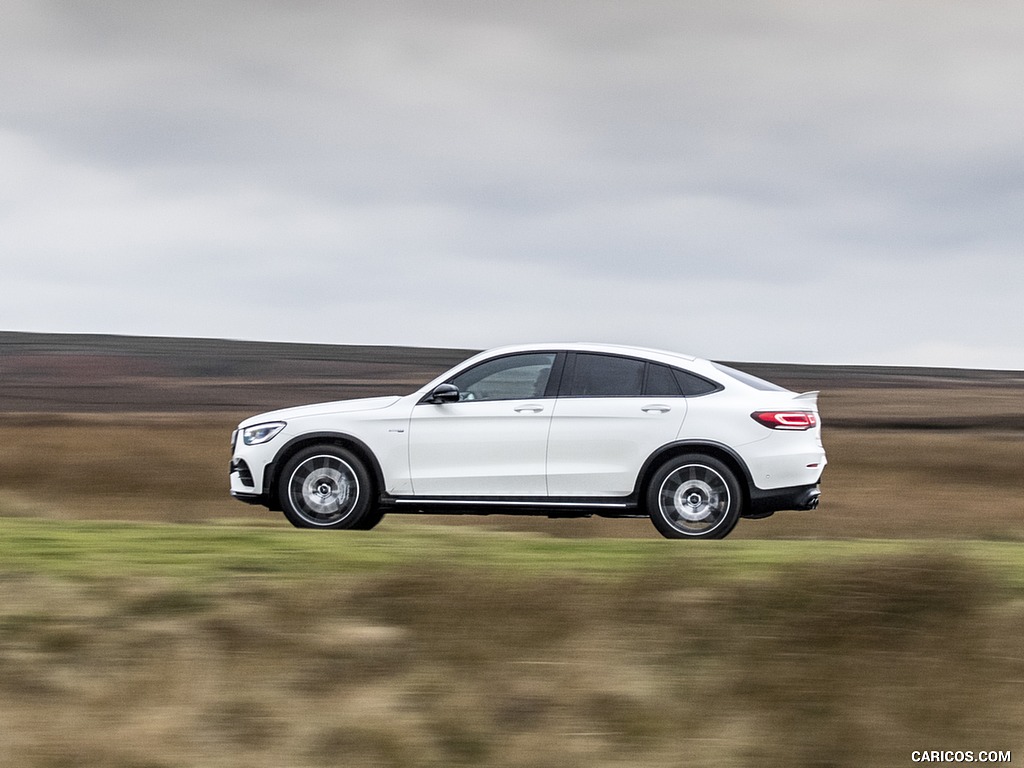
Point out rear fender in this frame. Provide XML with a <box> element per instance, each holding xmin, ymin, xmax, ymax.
<box><xmin>634</xmin><ymin>440</ymin><xmax>756</xmax><ymax>506</ymax></box>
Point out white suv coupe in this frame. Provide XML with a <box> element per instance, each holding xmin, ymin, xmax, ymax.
<box><xmin>230</xmin><ymin>343</ymin><xmax>825</xmax><ymax>539</ymax></box>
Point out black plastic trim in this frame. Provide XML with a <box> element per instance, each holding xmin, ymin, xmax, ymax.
<box><xmin>230</xmin><ymin>458</ymin><xmax>254</xmax><ymax>488</ymax></box>
<box><xmin>543</xmin><ymin>352</ymin><xmax>568</xmax><ymax>398</ymax></box>
<box><xmin>230</xmin><ymin>491</ymin><xmax>264</xmax><ymax>506</ymax></box>
<box><xmin>747</xmin><ymin>484</ymin><xmax>821</xmax><ymax>516</ymax></box>
<box><xmin>381</xmin><ymin>493</ymin><xmax>638</xmax><ymax>517</ymax></box>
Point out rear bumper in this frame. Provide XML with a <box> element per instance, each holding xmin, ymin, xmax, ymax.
<box><xmin>746</xmin><ymin>483</ymin><xmax>821</xmax><ymax>518</ymax></box>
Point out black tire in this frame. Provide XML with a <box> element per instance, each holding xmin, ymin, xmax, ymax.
<box><xmin>277</xmin><ymin>445</ymin><xmax>375</xmax><ymax>529</ymax></box>
<box><xmin>647</xmin><ymin>454</ymin><xmax>743</xmax><ymax>539</ymax></box>
<box><xmin>351</xmin><ymin>506</ymin><xmax>386</xmax><ymax>531</ymax></box>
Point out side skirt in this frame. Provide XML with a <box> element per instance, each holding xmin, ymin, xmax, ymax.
<box><xmin>381</xmin><ymin>495</ymin><xmax>645</xmax><ymax>519</ymax></box>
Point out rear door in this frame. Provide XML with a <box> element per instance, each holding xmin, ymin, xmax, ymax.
<box><xmin>546</xmin><ymin>353</ymin><xmax>688</xmax><ymax>497</ymax></box>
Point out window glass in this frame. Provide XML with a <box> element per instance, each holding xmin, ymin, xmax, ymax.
<box><xmin>645</xmin><ymin>364</ymin><xmax>682</xmax><ymax>397</ymax></box>
<box><xmin>569</xmin><ymin>354</ymin><xmax>645</xmax><ymax>397</ymax></box>
<box><xmin>450</xmin><ymin>353</ymin><xmax>556</xmax><ymax>401</ymax></box>
<box><xmin>674</xmin><ymin>368</ymin><xmax>720</xmax><ymax>396</ymax></box>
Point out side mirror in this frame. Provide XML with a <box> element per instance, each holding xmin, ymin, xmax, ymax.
<box><xmin>427</xmin><ymin>383</ymin><xmax>460</xmax><ymax>404</ymax></box>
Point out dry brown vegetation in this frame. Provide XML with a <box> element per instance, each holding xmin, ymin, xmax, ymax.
<box><xmin>3</xmin><ymin>333</ymin><xmax>1024</xmax><ymax>766</ymax></box>
<box><xmin>1</xmin><ymin>403</ymin><xmax>1023</xmax><ymax>540</ymax></box>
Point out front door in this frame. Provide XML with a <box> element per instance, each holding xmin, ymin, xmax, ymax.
<box><xmin>408</xmin><ymin>352</ymin><xmax>558</xmax><ymax>496</ymax></box>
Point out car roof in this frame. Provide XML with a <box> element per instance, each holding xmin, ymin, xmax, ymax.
<box><xmin>416</xmin><ymin>342</ymin><xmax>740</xmax><ymax>395</ymax></box>
<box><xmin>478</xmin><ymin>342</ymin><xmax>699</xmax><ymax>365</ymax></box>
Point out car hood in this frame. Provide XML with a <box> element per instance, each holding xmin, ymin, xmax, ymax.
<box><xmin>240</xmin><ymin>396</ymin><xmax>403</xmax><ymax>427</ymax></box>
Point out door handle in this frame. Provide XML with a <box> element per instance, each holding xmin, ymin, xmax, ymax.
<box><xmin>641</xmin><ymin>404</ymin><xmax>672</xmax><ymax>413</ymax></box>
<box><xmin>514</xmin><ymin>404</ymin><xmax>545</xmax><ymax>413</ymax></box>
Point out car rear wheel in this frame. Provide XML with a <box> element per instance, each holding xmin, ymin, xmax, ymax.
<box><xmin>647</xmin><ymin>454</ymin><xmax>742</xmax><ymax>539</ymax></box>
<box><xmin>278</xmin><ymin>445</ymin><xmax>375</xmax><ymax>529</ymax></box>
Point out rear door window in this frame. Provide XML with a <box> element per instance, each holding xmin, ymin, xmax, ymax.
<box><xmin>567</xmin><ymin>354</ymin><xmax>645</xmax><ymax>397</ymax></box>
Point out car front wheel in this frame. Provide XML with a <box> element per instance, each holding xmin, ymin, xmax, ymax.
<box><xmin>278</xmin><ymin>445</ymin><xmax>375</xmax><ymax>529</ymax></box>
<box><xmin>647</xmin><ymin>454</ymin><xmax>742</xmax><ymax>539</ymax></box>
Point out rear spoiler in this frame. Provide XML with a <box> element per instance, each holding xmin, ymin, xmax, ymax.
<box><xmin>793</xmin><ymin>390</ymin><xmax>820</xmax><ymax>408</ymax></box>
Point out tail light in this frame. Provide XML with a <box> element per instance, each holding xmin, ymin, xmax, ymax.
<box><xmin>751</xmin><ymin>411</ymin><xmax>818</xmax><ymax>430</ymax></box>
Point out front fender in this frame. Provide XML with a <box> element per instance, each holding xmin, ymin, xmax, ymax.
<box><xmin>264</xmin><ymin>432</ymin><xmax>388</xmax><ymax>509</ymax></box>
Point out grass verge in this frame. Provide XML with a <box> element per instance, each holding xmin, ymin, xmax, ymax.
<box><xmin>1</xmin><ymin>519</ymin><xmax>1023</xmax><ymax>767</ymax></box>
<box><xmin>4</xmin><ymin>517</ymin><xmax>1024</xmax><ymax>583</ymax></box>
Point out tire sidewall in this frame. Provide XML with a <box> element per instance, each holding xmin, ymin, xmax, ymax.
<box><xmin>351</xmin><ymin>506</ymin><xmax>386</xmax><ymax>531</ymax></box>
<box><xmin>278</xmin><ymin>445</ymin><xmax>374</xmax><ymax>529</ymax></box>
<box><xmin>647</xmin><ymin>454</ymin><xmax>742</xmax><ymax>539</ymax></box>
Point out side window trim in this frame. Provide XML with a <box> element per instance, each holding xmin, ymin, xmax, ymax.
<box><xmin>555</xmin><ymin>353</ymin><xmax>724</xmax><ymax>398</ymax></box>
<box><xmin>557</xmin><ymin>352</ymin><xmax>577</xmax><ymax>397</ymax></box>
<box><xmin>542</xmin><ymin>352</ymin><xmax>567</xmax><ymax>398</ymax></box>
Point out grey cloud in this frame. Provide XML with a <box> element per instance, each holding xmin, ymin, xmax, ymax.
<box><xmin>2</xmin><ymin>0</ymin><xmax>1023</xmax><ymax>365</ymax></box>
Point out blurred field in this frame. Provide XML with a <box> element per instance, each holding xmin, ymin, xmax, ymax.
<box><xmin>3</xmin><ymin>331</ymin><xmax>1023</xmax><ymax>538</ymax></box>
<box><xmin>2</xmin><ymin>332</ymin><xmax>1024</xmax><ymax>765</ymax></box>
<box><xmin>1</xmin><ymin>409</ymin><xmax>1023</xmax><ymax>540</ymax></box>
<box><xmin>1</xmin><ymin>520</ymin><xmax>1023</xmax><ymax>768</ymax></box>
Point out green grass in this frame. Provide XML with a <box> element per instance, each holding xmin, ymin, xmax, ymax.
<box><xmin>4</xmin><ymin>517</ymin><xmax>1024</xmax><ymax>585</ymax></box>
<box><xmin>2</xmin><ymin>518</ymin><xmax>1023</xmax><ymax>767</ymax></box>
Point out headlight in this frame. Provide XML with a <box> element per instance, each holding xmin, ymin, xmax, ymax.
<box><xmin>241</xmin><ymin>421</ymin><xmax>286</xmax><ymax>446</ymax></box>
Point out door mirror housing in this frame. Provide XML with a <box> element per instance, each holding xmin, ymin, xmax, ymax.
<box><xmin>427</xmin><ymin>383</ymin><xmax>460</xmax><ymax>404</ymax></box>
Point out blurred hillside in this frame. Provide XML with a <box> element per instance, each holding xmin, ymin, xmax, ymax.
<box><xmin>5</xmin><ymin>331</ymin><xmax>1024</xmax><ymax>415</ymax></box>
<box><xmin>2</xmin><ymin>330</ymin><xmax>1024</xmax><ymax>538</ymax></box>
<box><xmin>0</xmin><ymin>331</ymin><xmax>470</xmax><ymax>412</ymax></box>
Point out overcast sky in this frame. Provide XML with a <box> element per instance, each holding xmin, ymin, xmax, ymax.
<box><xmin>2</xmin><ymin>1</ymin><xmax>1023</xmax><ymax>367</ymax></box>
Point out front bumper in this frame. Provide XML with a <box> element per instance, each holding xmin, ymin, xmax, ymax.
<box><xmin>230</xmin><ymin>458</ymin><xmax>269</xmax><ymax>505</ymax></box>
<box><xmin>230</xmin><ymin>427</ymin><xmax>283</xmax><ymax>507</ymax></box>
<box><xmin>230</xmin><ymin>489</ymin><xmax>265</xmax><ymax>505</ymax></box>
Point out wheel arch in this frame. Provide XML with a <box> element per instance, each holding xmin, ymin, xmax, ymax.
<box><xmin>634</xmin><ymin>440</ymin><xmax>754</xmax><ymax>513</ymax></box>
<box><xmin>264</xmin><ymin>432</ymin><xmax>386</xmax><ymax>511</ymax></box>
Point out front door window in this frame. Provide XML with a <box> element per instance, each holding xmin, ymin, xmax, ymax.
<box><xmin>450</xmin><ymin>353</ymin><xmax>556</xmax><ymax>401</ymax></box>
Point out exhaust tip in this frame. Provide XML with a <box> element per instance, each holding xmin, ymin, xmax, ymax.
<box><xmin>796</xmin><ymin>488</ymin><xmax>821</xmax><ymax>511</ymax></box>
